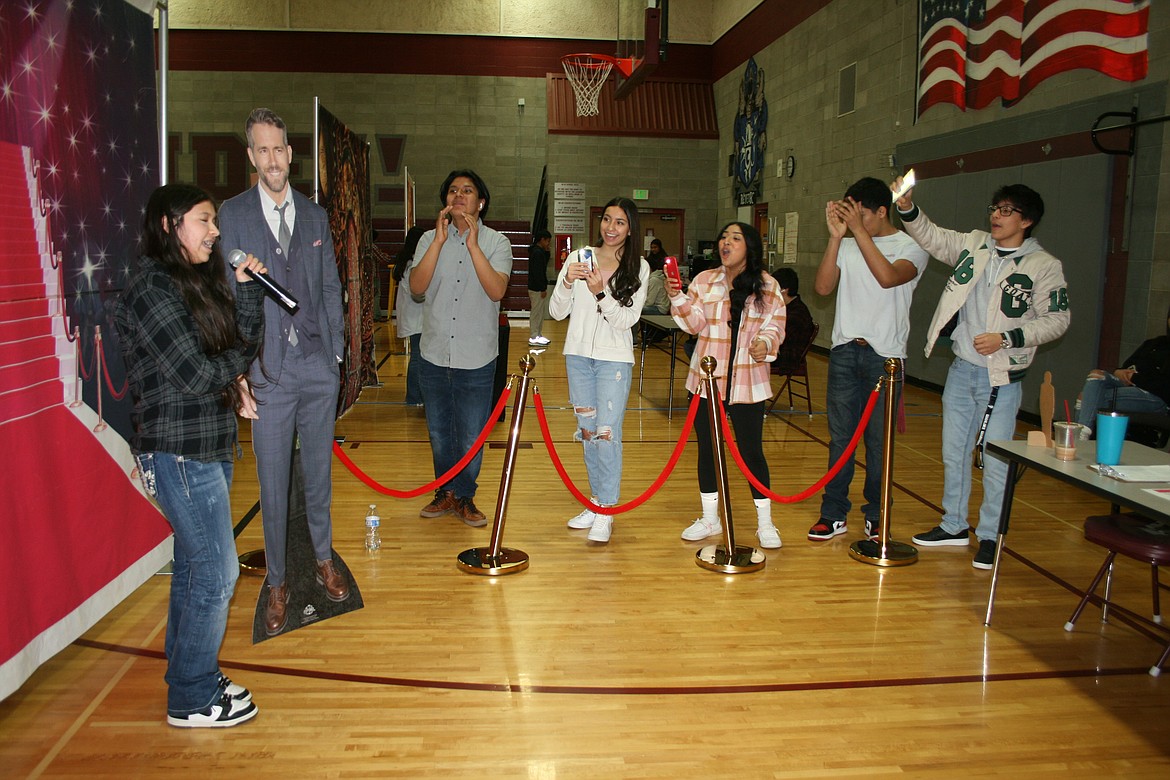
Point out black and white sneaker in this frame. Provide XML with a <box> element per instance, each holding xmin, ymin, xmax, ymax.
<box><xmin>219</xmin><ymin>674</ymin><xmax>252</xmax><ymax>703</ymax></box>
<box><xmin>864</xmin><ymin>517</ymin><xmax>880</xmax><ymax>540</ymax></box>
<box><xmin>167</xmin><ymin>691</ymin><xmax>258</xmax><ymax>728</ymax></box>
<box><xmin>912</xmin><ymin>525</ymin><xmax>970</xmax><ymax>547</ymax></box>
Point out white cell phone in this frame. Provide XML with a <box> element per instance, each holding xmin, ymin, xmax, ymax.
<box><xmin>891</xmin><ymin>169</ymin><xmax>916</xmax><ymax>202</ymax></box>
<box><xmin>581</xmin><ymin>247</ymin><xmax>594</xmax><ymax>271</ymax></box>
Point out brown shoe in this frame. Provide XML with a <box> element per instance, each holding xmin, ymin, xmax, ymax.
<box><xmin>420</xmin><ymin>488</ymin><xmax>457</xmax><ymax>518</ymax></box>
<box><xmin>455</xmin><ymin>496</ymin><xmax>489</xmax><ymax>527</ymax></box>
<box><xmin>264</xmin><ymin>583</ymin><xmax>290</xmax><ymax>636</ymax></box>
<box><xmin>315</xmin><ymin>559</ymin><xmax>350</xmax><ymax>602</ymax></box>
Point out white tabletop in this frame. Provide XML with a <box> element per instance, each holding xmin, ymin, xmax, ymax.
<box><xmin>986</xmin><ymin>438</ymin><xmax>1170</xmax><ymax>523</ymax></box>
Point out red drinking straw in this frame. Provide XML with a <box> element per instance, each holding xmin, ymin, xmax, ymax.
<box><xmin>1064</xmin><ymin>399</ymin><xmax>1072</xmax><ymax>423</ymax></box>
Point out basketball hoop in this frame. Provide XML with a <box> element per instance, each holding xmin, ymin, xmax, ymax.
<box><xmin>561</xmin><ymin>53</ymin><xmax>616</xmax><ymax>117</ymax></box>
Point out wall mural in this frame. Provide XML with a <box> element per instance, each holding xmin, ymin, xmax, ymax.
<box><xmin>733</xmin><ymin>57</ymin><xmax>768</xmax><ymax>208</ymax></box>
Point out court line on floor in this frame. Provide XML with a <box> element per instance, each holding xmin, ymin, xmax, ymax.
<box><xmin>68</xmin><ymin>636</ymin><xmax>1149</xmax><ymax>695</ymax></box>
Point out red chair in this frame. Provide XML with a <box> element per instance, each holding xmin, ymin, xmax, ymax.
<box><xmin>1063</xmin><ymin>513</ymin><xmax>1170</xmax><ymax>676</ymax></box>
<box><xmin>765</xmin><ymin>322</ymin><xmax>819</xmax><ymax>418</ymax></box>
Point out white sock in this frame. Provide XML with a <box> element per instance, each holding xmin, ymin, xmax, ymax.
<box><xmin>755</xmin><ymin>498</ymin><xmax>773</xmax><ymax>527</ymax></box>
<box><xmin>700</xmin><ymin>492</ymin><xmax>719</xmax><ymax>524</ymax></box>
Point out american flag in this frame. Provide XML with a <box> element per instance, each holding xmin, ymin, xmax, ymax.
<box><xmin>916</xmin><ymin>0</ymin><xmax>1150</xmax><ymax>117</ymax></box>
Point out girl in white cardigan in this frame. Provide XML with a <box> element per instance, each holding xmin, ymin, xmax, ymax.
<box><xmin>548</xmin><ymin>197</ymin><xmax>650</xmax><ymax>544</ymax></box>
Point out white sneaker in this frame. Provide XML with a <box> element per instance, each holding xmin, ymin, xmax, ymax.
<box><xmin>567</xmin><ymin>508</ymin><xmax>598</xmax><ymax>529</ymax></box>
<box><xmin>756</xmin><ymin>523</ymin><xmax>782</xmax><ymax>549</ymax></box>
<box><xmin>681</xmin><ymin>518</ymin><xmax>722</xmax><ymax>541</ymax></box>
<box><xmin>528</xmin><ymin>336</ymin><xmax>551</xmax><ymax>346</ymax></box>
<box><xmin>587</xmin><ymin>515</ymin><xmax>612</xmax><ymax>543</ymax></box>
<box><xmin>218</xmin><ymin>674</ymin><xmax>252</xmax><ymax>703</ymax></box>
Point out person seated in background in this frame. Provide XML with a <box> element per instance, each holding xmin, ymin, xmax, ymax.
<box><xmin>641</xmin><ymin>253</ymin><xmax>670</xmax><ymax>315</ymax></box>
<box><xmin>645</xmin><ymin>237</ymin><xmax>668</xmax><ymax>269</ymax></box>
<box><xmin>771</xmin><ymin>266</ymin><xmax>814</xmax><ymax>374</ymax></box>
<box><xmin>1077</xmin><ymin>305</ymin><xmax>1170</xmax><ymax>437</ymax></box>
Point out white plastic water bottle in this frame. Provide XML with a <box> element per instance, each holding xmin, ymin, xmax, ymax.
<box><xmin>364</xmin><ymin>504</ymin><xmax>381</xmax><ymax>552</ymax></box>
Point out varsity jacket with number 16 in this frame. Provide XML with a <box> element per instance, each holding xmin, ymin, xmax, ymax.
<box><xmin>900</xmin><ymin>206</ymin><xmax>1071</xmax><ymax>388</ymax></box>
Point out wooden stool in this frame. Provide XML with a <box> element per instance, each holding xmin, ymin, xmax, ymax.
<box><xmin>1063</xmin><ymin>513</ymin><xmax>1170</xmax><ymax>676</ymax></box>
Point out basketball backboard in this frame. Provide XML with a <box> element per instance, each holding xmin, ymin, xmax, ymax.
<box><xmin>615</xmin><ymin>0</ymin><xmax>667</xmax><ymax>99</ymax></box>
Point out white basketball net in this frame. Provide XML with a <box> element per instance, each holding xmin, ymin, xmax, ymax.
<box><xmin>562</xmin><ymin>54</ymin><xmax>614</xmax><ymax>117</ymax></box>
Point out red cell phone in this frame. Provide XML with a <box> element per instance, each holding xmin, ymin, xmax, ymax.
<box><xmin>663</xmin><ymin>256</ymin><xmax>682</xmax><ymax>289</ymax></box>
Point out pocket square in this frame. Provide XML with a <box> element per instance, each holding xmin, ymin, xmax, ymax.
<box><xmin>313</xmin><ymin>239</ymin><xmax>323</xmax><ymax>247</ymax></box>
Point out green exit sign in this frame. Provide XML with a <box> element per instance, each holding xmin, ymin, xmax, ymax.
<box><xmin>632</xmin><ymin>189</ymin><xmax>649</xmax><ymax>200</ymax></box>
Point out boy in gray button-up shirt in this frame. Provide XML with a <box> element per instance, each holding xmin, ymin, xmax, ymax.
<box><xmin>410</xmin><ymin>169</ymin><xmax>513</xmax><ymax>527</ymax></box>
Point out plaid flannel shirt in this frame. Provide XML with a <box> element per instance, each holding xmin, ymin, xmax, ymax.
<box><xmin>113</xmin><ymin>257</ymin><xmax>265</xmax><ymax>461</ymax></box>
<box><xmin>671</xmin><ymin>268</ymin><xmax>786</xmax><ymax>404</ymax></box>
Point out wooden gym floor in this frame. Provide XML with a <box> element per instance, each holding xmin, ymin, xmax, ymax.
<box><xmin>2</xmin><ymin>319</ymin><xmax>1169</xmax><ymax>777</ymax></box>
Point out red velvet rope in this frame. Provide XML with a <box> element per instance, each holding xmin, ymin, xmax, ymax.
<box><xmin>97</xmin><ymin>333</ymin><xmax>128</xmax><ymax>400</ymax></box>
<box><xmin>532</xmin><ymin>390</ymin><xmax>701</xmax><ymax>516</ymax></box>
<box><xmin>332</xmin><ymin>388</ymin><xmax>512</xmax><ymax>498</ymax></box>
<box><xmin>76</xmin><ymin>330</ymin><xmax>95</xmax><ymax>380</ymax></box>
<box><xmin>59</xmin><ymin>265</ymin><xmax>78</xmax><ymax>341</ymax></box>
<box><xmin>718</xmin><ymin>386</ymin><xmax>880</xmax><ymax>504</ymax></box>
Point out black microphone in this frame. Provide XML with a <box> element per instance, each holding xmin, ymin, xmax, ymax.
<box><xmin>227</xmin><ymin>249</ymin><xmax>300</xmax><ymax>314</ymax></box>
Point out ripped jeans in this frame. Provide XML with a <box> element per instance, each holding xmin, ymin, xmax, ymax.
<box><xmin>565</xmin><ymin>354</ymin><xmax>633</xmax><ymax>505</ymax></box>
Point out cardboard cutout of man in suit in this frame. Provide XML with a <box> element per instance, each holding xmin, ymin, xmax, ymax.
<box><xmin>218</xmin><ymin>107</ymin><xmax>349</xmax><ymax>636</ymax></box>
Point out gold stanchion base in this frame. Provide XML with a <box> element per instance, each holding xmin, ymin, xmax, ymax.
<box><xmin>239</xmin><ymin>549</ymin><xmax>267</xmax><ymax>576</ymax></box>
<box><xmin>457</xmin><ymin>547</ymin><xmax>530</xmax><ymax>576</ymax></box>
<box><xmin>695</xmin><ymin>544</ymin><xmax>766</xmax><ymax>574</ymax></box>
<box><xmin>848</xmin><ymin>538</ymin><xmax>918</xmax><ymax>567</ymax></box>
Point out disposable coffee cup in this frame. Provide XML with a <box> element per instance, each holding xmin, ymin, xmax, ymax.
<box><xmin>1052</xmin><ymin>421</ymin><xmax>1077</xmax><ymax>461</ymax></box>
<box><xmin>1096</xmin><ymin>412</ymin><xmax>1128</xmax><ymax>466</ymax></box>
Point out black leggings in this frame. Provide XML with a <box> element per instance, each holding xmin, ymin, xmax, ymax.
<box><xmin>693</xmin><ymin>394</ymin><xmax>769</xmax><ymax>499</ymax></box>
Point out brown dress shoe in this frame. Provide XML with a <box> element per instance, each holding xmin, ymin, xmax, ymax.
<box><xmin>455</xmin><ymin>496</ymin><xmax>489</xmax><ymax>527</ymax></box>
<box><xmin>315</xmin><ymin>559</ymin><xmax>350</xmax><ymax>602</ymax></box>
<box><xmin>419</xmin><ymin>488</ymin><xmax>457</xmax><ymax>518</ymax></box>
<box><xmin>264</xmin><ymin>583</ymin><xmax>290</xmax><ymax>636</ymax></box>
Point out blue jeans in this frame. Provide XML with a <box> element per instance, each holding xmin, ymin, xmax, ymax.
<box><xmin>820</xmin><ymin>341</ymin><xmax>892</xmax><ymax>524</ymax></box>
<box><xmin>136</xmin><ymin>452</ymin><xmax>238</xmax><ymax>716</ymax></box>
<box><xmin>419</xmin><ymin>356</ymin><xmax>496</xmax><ymax>498</ymax></box>
<box><xmin>405</xmin><ymin>332</ymin><xmax>423</xmax><ymax>405</ymax></box>
<box><xmin>1077</xmin><ymin>373</ymin><xmax>1167</xmax><ymax>434</ymax></box>
<box><xmin>565</xmin><ymin>355</ymin><xmax>634</xmax><ymax>505</ymax></box>
<box><xmin>939</xmin><ymin>357</ymin><xmax>1022</xmax><ymax>542</ymax></box>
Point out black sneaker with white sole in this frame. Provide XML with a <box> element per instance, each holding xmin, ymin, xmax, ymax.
<box><xmin>912</xmin><ymin>525</ymin><xmax>971</xmax><ymax>547</ymax></box>
<box><xmin>167</xmin><ymin>691</ymin><xmax>258</xmax><ymax>728</ymax></box>
<box><xmin>972</xmin><ymin>539</ymin><xmax>997</xmax><ymax>570</ymax></box>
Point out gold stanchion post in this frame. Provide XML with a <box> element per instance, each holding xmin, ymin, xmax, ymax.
<box><xmin>457</xmin><ymin>355</ymin><xmax>535</xmax><ymax>575</ymax></box>
<box><xmin>695</xmin><ymin>356</ymin><xmax>766</xmax><ymax>574</ymax></box>
<box><xmin>849</xmin><ymin>358</ymin><xmax>918</xmax><ymax>567</ymax></box>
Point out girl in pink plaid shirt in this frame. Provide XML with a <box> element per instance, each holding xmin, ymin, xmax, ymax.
<box><xmin>668</xmin><ymin>222</ymin><xmax>786</xmax><ymax>549</ymax></box>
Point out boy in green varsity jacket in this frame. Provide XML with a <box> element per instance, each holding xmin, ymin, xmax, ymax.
<box><xmin>894</xmin><ymin>181</ymin><xmax>1070</xmax><ymax>570</ymax></box>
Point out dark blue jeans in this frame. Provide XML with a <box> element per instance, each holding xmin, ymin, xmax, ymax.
<box><xmin>136</xmin><ymin>452</ymin><xmax>237</xmax><ymax>716</ymax></box>
<box><xmin>405</xmin><ymin>332</ymin><xmax>423</xmax><ymax>405</ymax></box>
<box><xmin>418</xmin><ymin>356</ymin><xmax>496</xmax><ymax>498</ymax></box>
<box><xmin>819</xmin><ymin>341</ymin><xmax>895</xmax><ymax>524</ymax></box>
